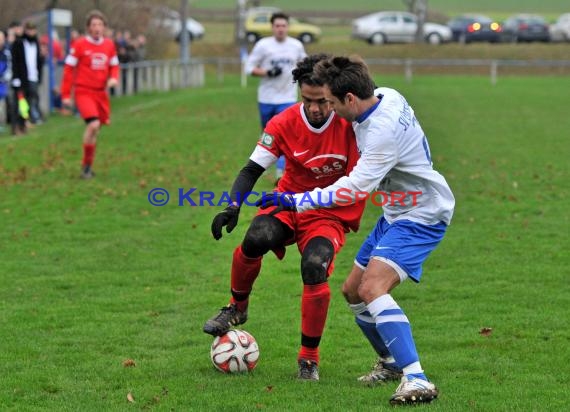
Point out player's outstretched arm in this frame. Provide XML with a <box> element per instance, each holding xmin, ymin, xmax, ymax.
<box><xmin>210</xmin><ymin>160</ymin><xmax>265</xmax><ymax>240</ymax></box>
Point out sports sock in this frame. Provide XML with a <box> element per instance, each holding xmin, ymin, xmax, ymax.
<box><xmin>82</xmin><ymin>143</ymin><xmax>96</xmax><ymax>167</ymax></box>
<box><xmin>230</xmin><ymin>245</ymin><xmax>262</xmax><ymax>312</ymax></box>
<box><xmin>298</xmin><ymin>282</ymin><xmax>330</xmax><ymax>364</ymax></box>
<box><xmin>350</xmin><ymin>302</ymin><xmax>395</xmax><ymax>362</ymax></box>
<box><xmin>367</xmin><ymin>294</ymin><xmax>425</xmax><ymax>378</ymax></box>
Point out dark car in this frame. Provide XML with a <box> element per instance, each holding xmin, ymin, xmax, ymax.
<box><xmin>502</xmin><ymin>14</ymin><xmax>550</xmax><ymax>42</ymax></box>
<box><xmin>447</xmin><ymin>15</ymin><xmax>502</xmax><ymax>43</ymax></box>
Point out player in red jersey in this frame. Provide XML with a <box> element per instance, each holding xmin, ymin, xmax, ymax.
<box><xmin>203</xmin><ymin>54</ymin><xmax>366</xmax><ymax>380</ymax></box>
<box><xmin>60</xmin><ymin>10</ymin><xmax>119</xmax><ymax>179</ymax></box>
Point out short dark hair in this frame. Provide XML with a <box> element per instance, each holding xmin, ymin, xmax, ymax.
<box><xmin>270</xmin><ymin>12</ymin><xmax>289</xmax><ymax>25</ymax></box>
<box><xmin>292</xmin><ymin>53</ymin><xmax>331</xmax><ymax>87</ymax></box>
<box><xmin>314</xmin><ymin>56</ymin><xmax>376</xmax><ymax>101</ymax></box>
<box><xmin>85</xmin><ymin>10</ymin><xmax>107</xmax><ymax>27</ymax></box>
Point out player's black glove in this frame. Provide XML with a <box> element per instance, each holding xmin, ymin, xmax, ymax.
<box><xmin>255</xmin><ymin>192</ymin><xmax>297</xmax><ymax>215</ymax></box>
<box><xmin>211</xmin><ymin>205</ymin><xmax>240</xmax><ymax>240</ymax></box>
<box><xmin>266</xmin><ymin>66</ymin><xmax>283</xmax><ymax>78</ymax></box>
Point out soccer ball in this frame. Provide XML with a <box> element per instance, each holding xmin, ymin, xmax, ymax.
<box><xmin>210</xmin><ymin>329</ymin><xmax>259</xmax><ymax>373</ymax></box>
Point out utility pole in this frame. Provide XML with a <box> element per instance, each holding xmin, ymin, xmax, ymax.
<box><xmin>180</xmin><ymin>0</ymin><xmax>190</xmax><ymax>86</ymax></box>
<box><xmin>236</xmin><ymin>0</ymin><xmax>248</xmax><ymax>87</ymax></box>
<box><xmin>414</xmin><ymin>0</ymin><xmax>428</xmax><ymax>43</ymax></box>
<box><xmin>403</xmin><ymin>0</ymin><xmax>428</xmax><ymax>43</ymax></box>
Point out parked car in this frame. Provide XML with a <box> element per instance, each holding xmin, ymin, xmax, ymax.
<box><xmin>502</xmin><ymin>14</ymin><xmax>550</xmax><ymax>42</ymax></box>
<box><xmin>351</xmin><ymin>11</ymin><xmax>452</xmax><ymax>45</ymax></box>
<box><xmin>549</xmin><ymin>13</ymin><xmax>570</xmax><ymax>42</ymax></box>
<box><xmin>447</xmin><ymin>15</ymin><xmax>502</xmax><ymax>43</ymax></box>
<box><xmin>245</xmin><ymin>7</ymin><xmax>321</xmax><ymax>44</ymax></box>
<box><xmin>151</xmin><ymin>7</ymin><xmax>205</xmax><ymax>41</ymax></box>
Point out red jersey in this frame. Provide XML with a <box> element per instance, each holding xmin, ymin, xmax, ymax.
<box><xmin>61</xmin><ymin>35</ymin><xmax>119</xmax><ymax>99</ymax></box>
<box><xmin>250</xmin><ymin>103</ymin><xmax>365</xmax><ymax>232</ymax></box>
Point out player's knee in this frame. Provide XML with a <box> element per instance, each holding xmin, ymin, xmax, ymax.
<box><xmin>86</xmin><ymin>118</ymin><xmax>100</xmax><ymax>133</ymax></box>
<box><xmin>301</xmin><ymin>237</ymin><xmax>334</xmax><ymax>285</ymax></box>
<box><xmin>242</xmin><ymin>215</ymin><xmax>282</xmax><ymax>258</ymax></box>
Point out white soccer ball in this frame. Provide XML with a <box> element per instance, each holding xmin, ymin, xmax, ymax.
<box><xmin>210</xmin><ymin>329</ymin><xmax>259</xmax><ymax>373</ymax></box>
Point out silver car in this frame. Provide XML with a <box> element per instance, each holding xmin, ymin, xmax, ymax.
<box><xmin>352</xmin><ymin>11</ymin><xmax>452</xmax><ymax>45</ymax></box>
<box><xmin>550</xmin><ymin>13</ymin><xmax>570</xmax><ymax>42</ymax></box>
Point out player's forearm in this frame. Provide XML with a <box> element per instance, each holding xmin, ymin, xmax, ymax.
<box><xmin>293</xmin><ymin>154</ymin><xmax>394</xmax><ymax>212</ymax></box>
<box><xmin>250</xmin><ymin>67</ymin><xmax>267</xmax><ymax>77</ymax></box>
<box><xmin>230</xmin><ymin>160</ymin><xmax>265</xmax><ymax>205</ymax></box>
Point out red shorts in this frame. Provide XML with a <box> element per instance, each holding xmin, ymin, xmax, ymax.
<box><xmin>257</xmin><ymin>207</ymin><xmax>347</xmax><ymax>276</ymax></box>
<box><xmin>74</xmin><ymin>88</ymin><xmax>111</xmax><ymax>125</ymax></box>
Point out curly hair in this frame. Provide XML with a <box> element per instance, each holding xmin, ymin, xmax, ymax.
<box><xmin>314</xmin><ymin>55</ymin><xmax>375</xmax><ymax>101</ymax></box>
<box><xmin>292</xmin><ymin>53</ymin><xmax>332</xmax><ymax>87</ymax></box>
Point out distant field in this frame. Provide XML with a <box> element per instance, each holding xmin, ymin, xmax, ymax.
<box><xmin>1</xmin><ymin>74</ymin><xmax>569</xmax><ymax>410</ymax></box>
<box><xmin>189</xmin><ymin>0</ymin><xmax>569</xmax><ymax>18</ymax></box>
<box><xmin>183</xmin><ymin>23</ymin><xmax>570</xmax><ymax>62</ymax></box>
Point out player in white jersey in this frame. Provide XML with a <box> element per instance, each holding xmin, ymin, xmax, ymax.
<box><xmin>245</xmin><ymin>12</ymin><xmax>307</xmax><ymax>180</ymax></box>
<box><xmin>256</xmin><ymin>56</ymin><xmax>455</xmax><ymax>405</ymax></box>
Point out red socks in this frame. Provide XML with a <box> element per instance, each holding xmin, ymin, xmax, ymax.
<box><xmin>298</xmin><ymin>282</ymin><xmax>331</xmax><ymax>364</ymax></box>
<box><xmin>230</xmin><ymin>245</ymin><xmax>262</xmax><ymax>312</ymax></box>
<box><xmin>228</xmin><ymin>247</ymin><xmax>331</xmax><ymax>365</ymax></box>
<box><xmin>82</xmin><ymin>143</ymin><xmax>96</xmax><ymax>167</ymax></box>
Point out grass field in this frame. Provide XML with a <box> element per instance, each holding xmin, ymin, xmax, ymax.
<box><xmin>1</xmin><ymin>74</ymin><xmax>569</xmax><ymax>411</ymax></box>
<box><xmin>189</xmin><ymin>0</ymin><xmax>569</xmax><ymax>16</ymax></box>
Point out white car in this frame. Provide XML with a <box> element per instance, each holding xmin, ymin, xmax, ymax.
<box><xmin>151</xmin><ymin>7</ymin><xmax>205</xmax><ymax>41</ymax></box>
<box><xmin>352</xmin><ymin>11</ymin><xmax>452</xmax><ymax>45</ymax></box>
<box><xmin>549</xmin><ymin>13</ymin><xmax>570</xmax><ymax>42</ymax></box>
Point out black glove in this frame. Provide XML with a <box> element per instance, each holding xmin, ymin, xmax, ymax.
<box><xmin>255</xmin><ymin>192</ymin><xmax>297</xmax><ymax>215</ymax></box>
<box><xmin>211</xmin><ymin>205</ymin><xmax>240</xmax><ymax>240</ymax></box>
<box><xmin>266</xmin><ymin>66</ymin><xmax>283</xmax><ymax>78</ymax></box>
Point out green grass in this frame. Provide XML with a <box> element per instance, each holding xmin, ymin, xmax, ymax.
<box><xmin>1</xmin><ymin>74</ymin><xmax>569</xmax><ymax>411</ymax></box>
<box><xmin>190</xmin><ymin>0</ymin><xmax>569</xmax><ymax>15</ymax></box>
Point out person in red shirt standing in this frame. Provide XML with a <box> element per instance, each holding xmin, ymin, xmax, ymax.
<box><xmin>203</xmin><ymin>54</ymin><xmax>366</xmax><ymax>380</ymax></box>
<box><xmin>61</xmin><ymin>10</ymin><xmax>119</xmax><ymax>179</ymax></box>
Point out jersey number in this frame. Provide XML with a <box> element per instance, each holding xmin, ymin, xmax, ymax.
<box><xmin>422</xmin><ymin>136</ymin><xmax>432</xmax><ymax>165</ymax></box>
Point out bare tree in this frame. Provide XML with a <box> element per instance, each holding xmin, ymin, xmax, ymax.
<box><xmin>403</xmin><ymin>0</ymin><xmax>428</xmax><ymax>43</ymax></box>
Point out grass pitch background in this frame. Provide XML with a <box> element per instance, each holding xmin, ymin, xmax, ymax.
<box><xmin>0</xmin><ymin>74</ymin><xmax>569</xmax><ymax>410</ymax></box>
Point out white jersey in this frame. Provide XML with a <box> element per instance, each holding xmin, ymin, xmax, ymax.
<box><xmin>244</xmin><ymin>36</ymin><xmax>306</xmax><ymax>104</ymax></box>
<box><xmin>294</xmin><ymin>88</ymin><xmax>455</xmax><ymax>226</ymax></box>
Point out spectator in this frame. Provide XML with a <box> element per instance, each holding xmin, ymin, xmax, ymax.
<box><xmin>11</xmin><ymin>21</ymin><xmax>44</xmax><ymax>133</ymax></box>
<box><xmin>0</xmin><ymin>31</ymin><xmax>12</xmax><ymax>133</ymax></box>
<box><xmin>6</xmin><ymin>21</ymin><xmax>23</xmax><ymax>46</ymax></box>
<box><xmin>40</xmin><ymin>31</ymin><xmax>64</xmax><ymax>63</ymax></box>
<box><xmin>244</xmin><ymin>12</ymin><xmax>307</xmax><ymax>182</ymax></box>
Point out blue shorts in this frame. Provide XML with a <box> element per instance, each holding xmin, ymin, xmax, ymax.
<box><xmin>355</xmin><ymin>216</ymin><xmax>447</xmax><ymax>283</ymax></box>
<box><xmin>258</xmin><ymin>102</ymin><xmax>295</xmax><ymax>128</ymax></box>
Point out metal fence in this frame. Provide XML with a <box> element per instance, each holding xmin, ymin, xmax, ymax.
<box><xmin>40</xmin><ymin>59</ymin><xmax>205</xmax><ymax>114</ymax></box>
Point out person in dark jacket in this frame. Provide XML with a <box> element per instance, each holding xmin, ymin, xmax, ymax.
<box><xmin>11</xmin><ymin>21</ymin><xmax>44</xmax><ymax>132</ymax></box>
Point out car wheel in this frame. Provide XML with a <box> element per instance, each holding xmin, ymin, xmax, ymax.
<box><xmin>426</xmin><ymin>32</ymin><xmax>442</xmax><ymax>45</ymax></box>
<box><xmin>298</xmin><ymin>33</ymin><xmax>314</xmax><ymax>44</ymax></box>
<box><xmin>368</xmin><ymin>32</ymin><xmax>386</xmax><ymax>45</ymax></box>
<box><xmin>246</xmin><ymin>32</ymin><xmax>259</xmax><ymax>43</ymax></box>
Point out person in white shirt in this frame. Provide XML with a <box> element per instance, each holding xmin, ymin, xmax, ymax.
<box><xmin>245</xmin><ymin>12</ymin><xmax>306</xmax><ymax>181</ymax></box>
<box><xmin>257</xmin><ymin>55</ymin><xmax>455</xmax><ymax>406</ymax></box>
